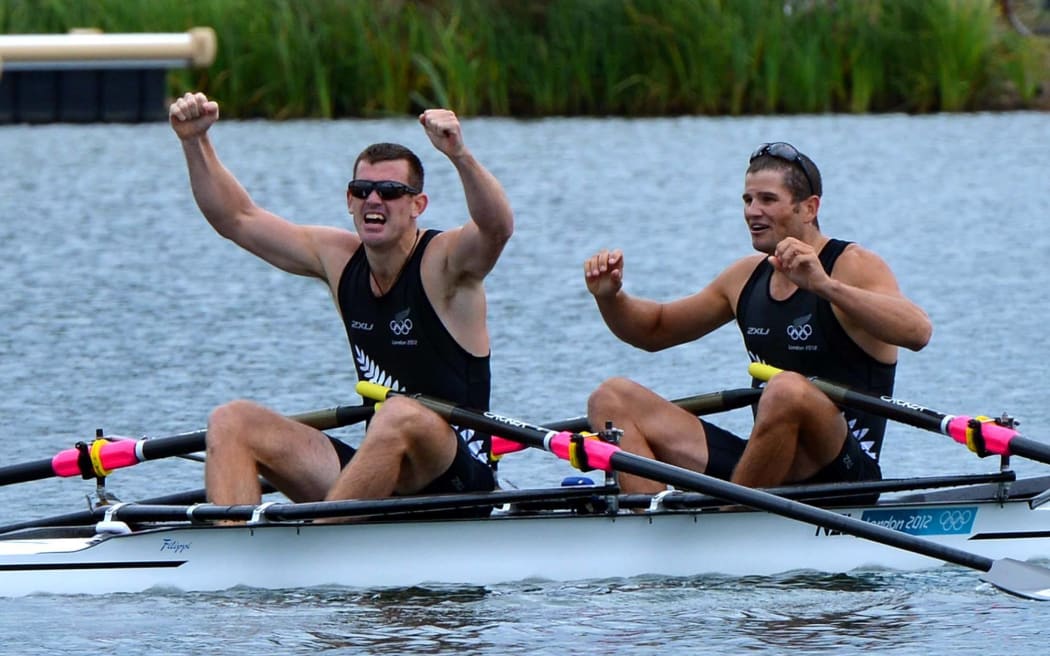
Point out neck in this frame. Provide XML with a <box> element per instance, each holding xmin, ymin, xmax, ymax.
<box><xmin>369</xmin><ymin>229</ymin><xmax>421</xmax><ymax>296</ymax></box>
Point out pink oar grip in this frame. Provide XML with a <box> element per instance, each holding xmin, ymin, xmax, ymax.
<box><xmin>548</xmin><ymin>431</ymin><xmax>619</xmax><ymax>471</ymax></box>
<box><xmin>50</xmin><ymin>448</ymin><xmax>81</xmax><ymax>477</ymax></box>
<box><xmin>99</xmin><ymin>440</ymin><xmax>141</xmax><ymax>470</ymax></box>
<box><xmin>49</xmin><ymin>440</ymin><xmax>141</xmax><ymax>477</ymax></box>
<box><xmin>491</xmin><ymin>436</ymin><xmax>526</xmax><ymax>456</ymax></box>
<box><xmin>945</xmin><ymin>416</ymin><xmax>1016</xmax><ymax>455</ymax></box>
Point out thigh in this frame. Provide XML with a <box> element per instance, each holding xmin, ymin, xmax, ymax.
<box><xmin>421</xmin><ymin>433</ymin><xmax>495</xmax><ymax>495</ymax></box>
<box><xmin>758</xmin><ymin>373</ymin><xmax>850</xmax><ymax>478</ymax></box>
<box><xmin>254</xmin><ymin>420</ymin><xmax>343</xmax><ymax>503</ymax></box>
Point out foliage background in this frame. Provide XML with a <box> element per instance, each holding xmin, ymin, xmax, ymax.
<box><xmin>2</xmin><ymin>0</ymin><xmax>1048</xmax><ymax>118</ymax></box>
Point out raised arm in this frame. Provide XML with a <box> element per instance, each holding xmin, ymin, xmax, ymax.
<box><xmin>583</xmin><ymin>249</ymin><xmax>743</xmax><ymax>351</ymax></box>
<box><xmin>418</xmin><ymin>109</ymin><xmax>513</xmax><ymax>282</ymax></box>
<box><xmin>169</xmin><ymin>92</ymin><xmax>355</xmax><ymax>282</ymax></box>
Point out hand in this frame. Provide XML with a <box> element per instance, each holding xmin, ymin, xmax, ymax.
<box><xmin>419</xmin><ymin>109</ymin><xmax>466</xmax><ymax>158</ymax></box>
<box><xmin>768</xmin><ymin>238</ymin><xmax>828</xmax><ymax>291</ymax></box>
<box><xmin>169</xmin><ymin>92</ymin><xmax>219</xmax><ymax>140</ymax></box>
<box><xmin>584</xmin><ymin>249</ymin><xmax>625</xmax><ymax>299</ymax></box>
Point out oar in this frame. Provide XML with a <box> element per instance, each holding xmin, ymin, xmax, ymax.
<box><xmin>357</xmin><ymin>381</ymin><xmax>1050</xmax><ymax>601</ymax></box>
<box><xmin>748</xmin><ymin>363</ymin><xmax>1050</xmax><ymax>466</ymax></box>
<box><xmin>0</xmin><ymin>404</ymin><xmax>375</xmax><ymax>487</ymax></box>
<box><xmin>492</xmin><ymin>387</ymin><xmax>762</xmax><ymax>456</ymax></box>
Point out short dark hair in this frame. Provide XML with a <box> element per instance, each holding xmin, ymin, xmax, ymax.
<box><xmin>353</xmin><ymin>143</ymin><xmax>424</xmax><ymax>191</ymax></box>
<box><xmin>747</xmin><ymin>149</ymin><xmax>822</xmax><ymax>203</ymax></box>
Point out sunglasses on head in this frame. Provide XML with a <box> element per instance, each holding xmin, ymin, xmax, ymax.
<box><xmin>347</xmin><ymin>179</ymin><xmax>421</xmax><ymax>200</ymax></box>
<box><xmin>749</xmin><ymin>142</ymin><xmax>817</xmax><ymax>197</ymax></box>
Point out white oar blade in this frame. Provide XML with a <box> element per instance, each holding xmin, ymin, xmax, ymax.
<box><xmin>982</xmin><ymin>558</ymin><xmax>1050</xmax><ymax>601</ymax></box>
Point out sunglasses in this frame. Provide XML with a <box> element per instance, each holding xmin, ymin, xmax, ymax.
<box><xmin>347</xmin><ymin>179</ymin><xmax>421</xmax><ymax>200</ymax></box>
<box><xmin>749</xmin><ymin>142</ymin><xmax>818</xmax><ymax>197</ymax></box>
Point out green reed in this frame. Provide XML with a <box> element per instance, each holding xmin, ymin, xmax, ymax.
<box><xmin>1</xmin><ymin>0</ymin><xmax>1045</xmax><ymax>117</ymax></box>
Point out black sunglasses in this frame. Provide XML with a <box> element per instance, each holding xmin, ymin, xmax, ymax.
<box><xmin>749</xmin><ymin>142</ymin><xmax>818</xmax><ymax>197</ymax></box>
<box><xmin>347</xmin><ymin>179</ymin><xmax>421</xmax><ymax>200</ymax></box>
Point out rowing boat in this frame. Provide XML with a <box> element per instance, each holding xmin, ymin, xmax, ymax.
<box><xmin>4</xmin><ymin>376</ymin><xmax>1050</xmax><ymax>599</ymax></box>
<box><xmin>2</xmin><ymin>471</ymin><xmax>1049</xmax><ymax>597</ymax></box>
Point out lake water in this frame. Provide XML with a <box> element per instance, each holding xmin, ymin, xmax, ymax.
<box><xmin>1</xmin><ymin>111</ymin><xmax>1049</xmax><ymax>654</ymax></box>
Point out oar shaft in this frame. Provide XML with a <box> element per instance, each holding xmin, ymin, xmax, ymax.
<box><xmin>0</xmin><ymin>404</ymin><xmax>375</xmax><ymax>487</ymax></box>
<box><xmin>748</xmin><ymin>363</ymin><xmax>1050</xmax><ymax>465</ymax></box>
<box><xmin>749</xmin><ymin>362</ymin><xmax>952</xmax><ymax>432</ymax></box>
<box><xmin>543</xmin><ymin>387</ymin><xmax>762</xmax><ymax>433</ymax></box>
<box><xmin>356</xmin><ymin>382</ymin><xmax>996</xmax><ymax>573</ymax></box>
<box><xmin>609</xmin><ymin>451</ymin><xmax>993</xmax><ymax>570</ymax></box>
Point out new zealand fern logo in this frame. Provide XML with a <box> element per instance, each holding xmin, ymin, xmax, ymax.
<box><xmin>354</xmin><ymin>346</ymin><xmax>402</xmax><ymax>391</ymax></box>
<box><xmin>848</xmin><ymin>416</ymin><xmax>874</xmax><ymax>458</ymax></box>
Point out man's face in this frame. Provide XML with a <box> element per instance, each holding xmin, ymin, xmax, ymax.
<box><xmin>348</xmin><ymin>159</ymin><xmax>425</xmax><ymax>246</ymax></box>
<box><xmin>742</xmin><ymin>168</ymin><xmax>813</xmax><ymax>254</ymax></box>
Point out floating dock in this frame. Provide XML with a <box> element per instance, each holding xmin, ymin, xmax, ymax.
<box><xmin>0</xmin><ymin>28</ymin><xmax>216</xmax><ymax>124</ymax></box>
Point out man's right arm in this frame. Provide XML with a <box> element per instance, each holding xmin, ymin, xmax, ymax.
<box><xmin>170</xmin><ymin>93</ymin><xmax>354</xmax><ymax>282</ymax></box>
<box><xmin>584</xmin><ymin>249</ymin><xmax>746</xmax><ymax>352</ymax></box>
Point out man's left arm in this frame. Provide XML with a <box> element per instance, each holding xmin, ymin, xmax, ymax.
<box><xmin>817</xmin><ymin>246</ymin><xmax>933</xmax><ymax>353</ymax></box>
<box><xmin>419</xmin><ymin>109</ymin><xmax>514</xmax><ymax>280</ymax></box>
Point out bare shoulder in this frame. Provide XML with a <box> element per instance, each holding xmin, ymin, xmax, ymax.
<box><xmin>833</xmin><ymin>243</ymin><xmax>899</xmax><ymax>286</ymax></box>
<box><xmin>698</xmin><ymin>253</ymin><xmax>765</xmax><ymax>315</ymax></box>
<box><xmin>718</xmin><ymin>253</ymin><xmax>766</xmax><ymax>290</ymax></box>
<box><xmin>308</xmin><ymin>224</ymin><xmax>361</xmax><ymax>283</ymax></box>
<box><xmin>828</xmin><ymin>242</ymin><xmax>907</xmax><ymax>297</ymax></box>
<box><xmin>417</xmin><ymin>226</ymin><xmax>463</xmax><ymax>276</ymax></box>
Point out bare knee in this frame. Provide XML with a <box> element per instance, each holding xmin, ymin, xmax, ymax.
<box><xmin>756</xmin><ymin>372</ymin><xmax>810</xmax><ymax>415</ymax></box>
<box><xmin>207</xmin><ymin>399</ymin><xmax>271</xmax><ymax>450</ymax></box>
<box><xmin>365</xmin><ymin>396</ymin><xmax>434</xmax><ymax>449</ymax></box>
<box><xmin>588</xmin><ymin>377</ymin><xmax>642</xmax><ymax>417</ymax></box>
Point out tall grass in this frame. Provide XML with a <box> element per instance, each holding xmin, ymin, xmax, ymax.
<box><xmin>1</xmin><ymin>0</ymin><xmax>1045</xmax><ymax>117</ymax></box>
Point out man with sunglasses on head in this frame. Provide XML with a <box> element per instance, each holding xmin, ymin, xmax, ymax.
<box><xmin>582</xmin><ymin>142</ymin><xmax>931</xmax><ymax>497</ymax></box>
<box><xmin>169</xmin><ymin>92</ymin><xmax>513</xmax><ymax>516</ymax></box>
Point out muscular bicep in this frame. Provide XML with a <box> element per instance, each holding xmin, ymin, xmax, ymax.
<box><xmin>438</xmin><ymin>221</ymin><xmax>511</xmax><ymax>283</ymax></box>
<box><xmin>828</xmin><ymin>245</ymin><xmax>932</xmax><ymax>357</ymax></box>
<box><xmin>223</xmin><ymin>207</ymin><xmax>358</xmax><ymax>281</ymax></box>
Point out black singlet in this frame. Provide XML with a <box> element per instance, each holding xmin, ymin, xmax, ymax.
<box><xmin>335</xmin><ymin>229</ymin><xmax>492</xmax><ymax>466</ymax></box>
<box><xmin>735</xmin><ymin>238</ymin><xmax>896</xmax><ymax>462</ymax></box>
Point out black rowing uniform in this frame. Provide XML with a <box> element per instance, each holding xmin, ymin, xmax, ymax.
<box><xmin>703</xmin><ymin>239</ymin><xmax>893</xmax><ymax>486</ymax></box>
<box><xmin>333</xmin><ymin>229</ymin><xmax>494</xmax><ymax>497</ymax></box>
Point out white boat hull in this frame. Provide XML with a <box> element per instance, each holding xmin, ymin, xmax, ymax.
<box><xmin>2</xmin><ymin>492</ymin><xmax>1049</xmax><ymax>596</ymax></box>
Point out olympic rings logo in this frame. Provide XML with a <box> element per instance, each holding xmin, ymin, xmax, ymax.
<box><xmin>390</xmin><ymin>318</ymin><xmax>414</xmax><ymax>335</ymax></box>
<box><xmin>786</xmin><ymin>324</ymin><xmax>812</xmax><ymax>341</ymax></box>
<box><xmin>939</xmin><ymin>509</ymin><xmax>973</xmax><ymax>532</ymax></box>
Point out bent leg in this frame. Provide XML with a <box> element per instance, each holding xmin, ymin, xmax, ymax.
<box><xmin>587</xmin><ymin>377</ymin><xmax>710</xmax><ymax>494</ymax></box>
<box><xmin>324</xmin><ymin>395</ymin><xmax>458</xmax><ymax>501</ymax></box>
<box><xmin>205</xmin><ymin>399</ymin><xmax>342</xmax><ymax>505</ymax></box>
<box><xmin>731</xmin><ymin>372</ymin><xmax>847</xmax><ymax>488</ymax></box>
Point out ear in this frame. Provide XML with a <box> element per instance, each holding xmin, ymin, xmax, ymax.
<box><xmin>412</xmin><ymin>192</ymin><xmax>429</xmax><ymax>218</ymax></box>
<box><xmin>802</xmin><ymin>194</ymin><xmax>821</xmax><ymax>223</ymax></box>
